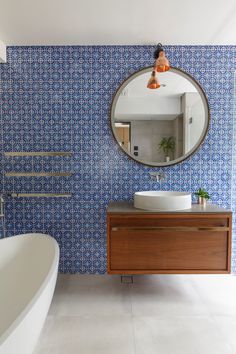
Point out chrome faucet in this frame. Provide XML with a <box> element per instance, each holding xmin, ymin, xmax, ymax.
<box><xmin>149</xmin><ymin>171</ymin><xmax>165</xmax><ymax>182</ymax></box>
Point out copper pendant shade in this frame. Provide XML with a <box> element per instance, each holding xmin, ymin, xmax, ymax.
<box><xmin>154</xmin><ymin>43</ymin><xmax>170</xmax><ymax>72</ymax></box>
<box><xmin>147</xmin><ymin>70</ymin><xmax>160</xmax><ymax>89</ymax></box>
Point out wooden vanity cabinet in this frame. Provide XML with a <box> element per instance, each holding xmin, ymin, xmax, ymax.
<box><xmin>107</xmin><ymin>203</ymin><xmax>232</xmax><ymax>274</ymax></box>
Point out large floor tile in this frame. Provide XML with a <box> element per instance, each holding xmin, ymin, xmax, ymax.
<box><xmin>191</xmin><ymin>275</ymin><xmax>236</xmax><ymax>315</ymax></box>
<box><xmin>49</xmin><ymin>274</ymin><xmax>132</xmax><ymax>316</ymax></box>
<box><xmin>35</xmin><ymin>274</ymin><xmax>236</xmax><ymax>354</ymax></box>
<box><xmin>133</xmin><ymin>316</ymin><xmax>234</xmax><ymax>354</ymax></box>
<box><xmin>213</xmin><ymin>315</ymin><xmax>236</xmax><ymax>353</ymax></box>
<box><xmin>130</xmin><ymin>275</ymin><xmax>210</xmax><ymax>316</ymax></box>
<box><xmin>34</xmin><ymin>314</ymin><xmax>135</xmax><ymax>354</ymax></box>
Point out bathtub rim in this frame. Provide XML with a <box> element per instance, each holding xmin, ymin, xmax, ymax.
<box><xmin>0</xmin><ymin>233</ymin><xmax>59</xmax><ymax>346</ymax></box>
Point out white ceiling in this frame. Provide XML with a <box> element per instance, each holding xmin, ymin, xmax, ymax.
<box><xmin>0</xmin><ymin>0</ymin><xmax>236</xmax><ymax>45</ymax></box>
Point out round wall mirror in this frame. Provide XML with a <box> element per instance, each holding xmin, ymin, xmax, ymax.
<box><xmin>110</xmin><ymin>67</ymin><xmax>210</xmax><ymax>166</ymax></box>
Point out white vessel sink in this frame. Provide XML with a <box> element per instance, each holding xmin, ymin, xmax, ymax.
<box><xmin>134</xmin><ymin>191</ymin><xmax>192</xmax><ymax>211</ymax></box>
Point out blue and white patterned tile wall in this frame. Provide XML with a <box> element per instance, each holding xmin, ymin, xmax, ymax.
<box><xmin>0</xmin><ymin>45</ymin><xmax>235</xmax><ymax>273</ymax></box>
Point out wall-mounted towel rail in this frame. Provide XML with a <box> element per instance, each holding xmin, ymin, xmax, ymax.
<box><xmin>4</xmin><ymin>152</ymin><xmax>72</xmax><ymax>157</ymax></box>
<box><xmin>5</xmin><ymin>172</ymin><xmax>73</xmax><ymax>177</ymax></box>
<box><xmin>10</xmin><ymin>193</ymin><xmax>72</xmax><ymax>198</ymax></box>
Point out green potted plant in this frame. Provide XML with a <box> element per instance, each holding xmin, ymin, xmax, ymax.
<box><xmin>158</xmin><ymin>136</ymin><xmax>175</xmax><ymax>162</ymax></box>
<box><xmin>194</xmin><ymin>188</ymin><xmax>210</xmax><ymax>206</ymax></box>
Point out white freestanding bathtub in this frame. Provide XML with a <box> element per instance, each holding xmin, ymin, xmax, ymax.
<box><xmin>0</xmin><ymin>233</ymin><xmax>59</xmax><ymax>354</ymax></box>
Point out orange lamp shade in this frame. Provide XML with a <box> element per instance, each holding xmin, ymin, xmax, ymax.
<box><xmin>147</xmin><ymin>71</ymin><xmax>160</xmax><ymax>89</ymax></box>
<box><xmin>155</xmin><ymin>50</ymin><xmax>170</xmax><ymax>72</ymax></box>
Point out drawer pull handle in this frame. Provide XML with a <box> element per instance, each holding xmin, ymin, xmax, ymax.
<box><xmin>111</xmin><ymin>226</ymin><xmax>229</xmax><ymax>232</ymax></box>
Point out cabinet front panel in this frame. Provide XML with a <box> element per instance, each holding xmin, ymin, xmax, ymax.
<box><xmin>110</xmin><ymin>230</ymin><xmax>228</xmax><ymax>271</ymax></box>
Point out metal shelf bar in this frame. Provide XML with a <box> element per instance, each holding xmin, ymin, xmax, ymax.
<box><xmin>5</xmin><ymin>172</ymin><xmax>73</xmax><ymax>177</ymax></box>
<box><xmin>10</xmin><ymin>193</ymin><xmax>72</xmax><ymax>198</ymax></box>
<box><xmin>4</xmin><ymin>152</ymin><xmax>72</xmax><ymax>157</ymax></box>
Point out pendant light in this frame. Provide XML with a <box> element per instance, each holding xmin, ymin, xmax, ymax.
<box><xmin>147</xmin><ymin>70</ymin><xmax>160</xmax><ymax>89</ymax></box>
<box><xmin>147</xmin><ymin>43</ymin><xmax>170</xmax><ymax>89</ymax></box>
<box><xmin>154</xmin><ymin>43</ymin><xmax>170</xmax><ymax>72</ymax></box>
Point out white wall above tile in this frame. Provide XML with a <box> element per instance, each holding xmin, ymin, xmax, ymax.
<box><xmin>0</xmin><ymin>0</ymin><xmax>236</xmax><ymax>45</ymax></box>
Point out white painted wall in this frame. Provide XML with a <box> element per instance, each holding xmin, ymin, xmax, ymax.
<box><xmin>0</xmin><ymin>0</ymin><xmax>236</xmax><ymax>45</ymax></box>
<box><xmin>115</xmin><ymin>96</ymin><xmax>181</xmax><ymax>118</ymax></box>
<box><xmin>182</xmin><ymin>93</ymin><xmax>205</xmax><ymax>152</ymax></box>
<box><xmin>189</xmin><ymin>99</ymin><xmax>205</xmax><ymax>150</ymax></box>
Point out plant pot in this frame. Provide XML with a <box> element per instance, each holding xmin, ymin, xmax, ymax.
<box><xmin>198</xmin><ymin>196</ymin><xmax>207</xmax><ymax>206</ymax></box>
<box><xmin>165</xmin><ymin>156</ymin><xmax>170</xmax><ymax>162</ymax></box>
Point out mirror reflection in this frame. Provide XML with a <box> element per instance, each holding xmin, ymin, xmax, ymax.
<box><xmin>111</xmin><ymin>68</ymin><xmax>209</xmax><ymax>166</ymax></box>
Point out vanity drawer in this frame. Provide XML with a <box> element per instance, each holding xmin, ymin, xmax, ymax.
<box><xmin>109</xmin><ymin>215</ymin><xmax>229</xmax><ymax>228</ymax></box>
<box><xmin>110</xmin><ymin>229</ymin><xmax>229</xmax><ymax>272</ymax></box>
